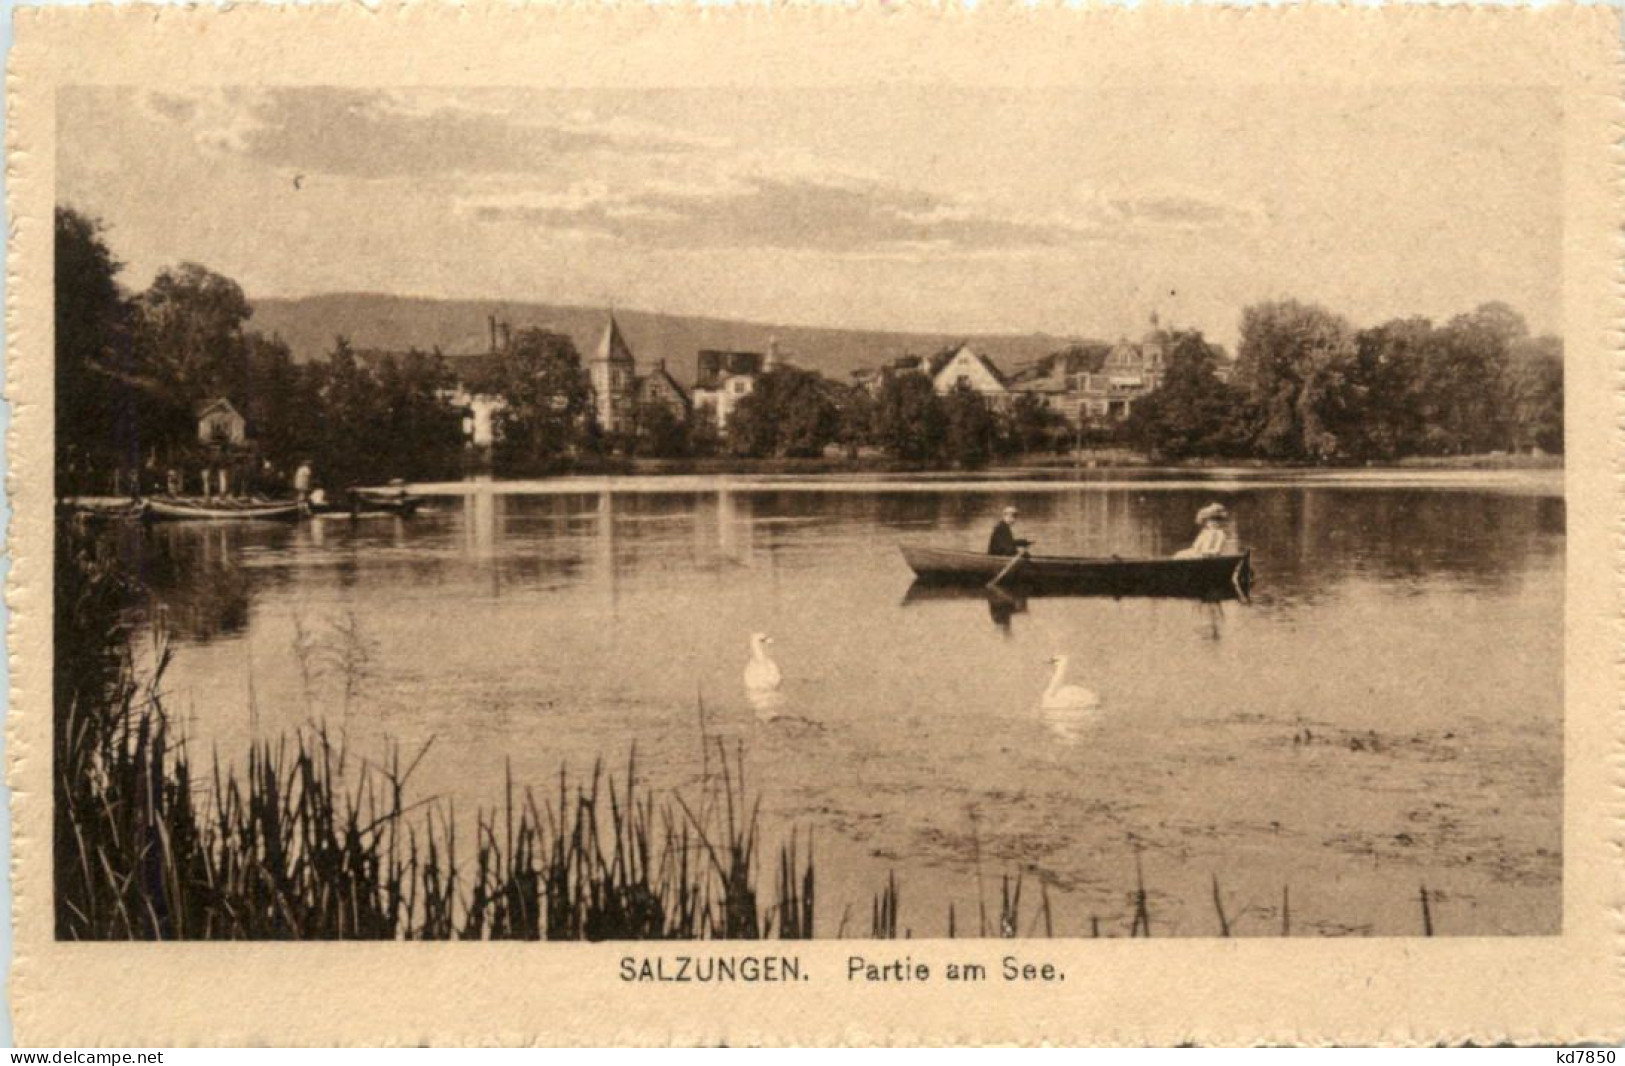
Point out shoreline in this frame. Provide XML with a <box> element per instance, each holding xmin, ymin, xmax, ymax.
<box><xmin>403</xmin><ymin>460</ymin><xmax>1566</xmax><ymax>497</ymax></box>
<box><xmin>449</xmin><ymin>452</ymin><xmax>1563</xmax><ymax>481</ymax></box>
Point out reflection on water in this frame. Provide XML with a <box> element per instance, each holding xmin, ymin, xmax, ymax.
<box><xmin>116</xmin><ymin>475</ymin><xmax>1564</xmax><ymax>936</ymax></box>
<box><xmin>1040</xmin><ymin>700</ymin><xmax>1106</xmax><ymax>745</ymax></box>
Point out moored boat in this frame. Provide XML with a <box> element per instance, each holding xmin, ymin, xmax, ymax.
<box><xmin>304</xmin><ymin>492</ymin><xmax>424</xmax><ymax>518</ymax></box>
<box><xmin>60</xmin><ymin>496</ymin><xmax>145</xmax><ymax>522</ymax></box>
<box><xmin>348</xmin><ymin>483</ymin><xmax>425</xmax><ymax>517</ymax></box>
<box><xmin>900</xmin><ymin>544</ymin><xmax>1253</xmax><ymax>599</ymax></box>
<box><xmin>142</xmin><ymin>495</ymin><xmax>303</xmax><ymax>522</ymax></box>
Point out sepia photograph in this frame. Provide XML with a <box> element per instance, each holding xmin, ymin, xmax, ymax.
<box><xmin>51</xmin><ymin>79</ymin><xmax>1567</xmax><ymax>942</ymax></box>
<box><xmin>11</xmin><ymin>4</ymin><xmax>1621</xmax><ymax>1047</ymax></box>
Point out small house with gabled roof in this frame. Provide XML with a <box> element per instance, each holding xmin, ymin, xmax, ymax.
<box><xmin>635</xmin><ymin>359</ymin><xmax>691</xmax><ymax>422</ymax></box>
<box><xmin>929</xmin><ymin>344</ymin><xmax>1009</xmax><ymax>406</ymax></box>
<box><xmin>196</xmin><ymin>398</ymin><xmax>247</xmax><ymax>446</ymax></box>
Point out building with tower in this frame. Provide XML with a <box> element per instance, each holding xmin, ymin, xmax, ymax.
<box><xmin>590</xmin><ymin>313</ymin><xmax>639</xmax><ymax>435</ymax></box>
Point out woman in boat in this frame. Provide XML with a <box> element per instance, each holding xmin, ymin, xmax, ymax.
<box><xmin>1174</xmin><ymin>503</ymin><xmax>1229</xmax><ymax>558</ymax></box>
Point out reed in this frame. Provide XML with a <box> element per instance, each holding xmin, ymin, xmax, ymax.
<box><xmin>1130</xmin><ymin>848</ymin><xmax>1153</xmax><ymax>937</ymax></box>
<box><xmin>55</xmin><ymin>525</ymin><xmax>820</xmax><ymax>941</ymax></box>
<box><xmin>871</xmin><ymin>870</ymin><xmax>900</xmax><ymax>939</ymax></box>
<box><xmin>1211</xmin><ymin>873</ymin><xmax>1232</xmax><ymax>937</ymax></box>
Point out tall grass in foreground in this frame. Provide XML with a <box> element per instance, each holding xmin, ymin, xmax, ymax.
<box><xmin>55</xmin><ymin>523</ymin><xmax>1444</xmax><ymax>940</ymax></box>
<box><xmin>55</xmin><ymin>524</ymin><xmax>815</xmax><ymax>940</ymax></box>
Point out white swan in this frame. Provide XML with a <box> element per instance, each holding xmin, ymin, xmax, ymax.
<box><xmin>1042</xmin><ymin>655</ymin><xmax>1100</xmax><ymax>711</ymax></box>
<box><xmin>744</xmin><ymin>632</ymin><xmax>782</xmax><ymax>693</ymax></box>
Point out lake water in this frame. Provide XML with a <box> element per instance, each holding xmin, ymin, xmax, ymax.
<box><xmin>123</xmin><ymin>471</ymin><xmax>1564</xmax><ymax>937</ymax></box>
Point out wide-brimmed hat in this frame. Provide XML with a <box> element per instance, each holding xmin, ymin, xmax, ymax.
<box><xmin>1195</xmin><ymin>502</ymin><xmax>1229</xmax><ymax>525</ymax></box>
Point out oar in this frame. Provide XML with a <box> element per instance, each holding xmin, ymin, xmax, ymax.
<box><xmin>987</xmin><ymin>548</ymin><xmax>1028</xmax><ymax>590</ymax></box>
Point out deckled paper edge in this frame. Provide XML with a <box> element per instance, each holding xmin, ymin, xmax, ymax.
<box><xmin>4</xmin><ymin>3</ymin><xmax>1623</xmax><ymax>1047</ymax></box>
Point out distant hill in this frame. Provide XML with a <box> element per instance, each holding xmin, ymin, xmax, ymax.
<box><xmin>249</xmin><ymin>293</ymin><xmax>1102</xmax><ymax>386</ymax></box>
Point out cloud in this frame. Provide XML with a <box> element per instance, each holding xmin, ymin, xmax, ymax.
<box><xmin>460</xmin><ymin>173</ymin><xmax>1111</xmax><ymax>256</ymax></box>
<box><xmin>453</xmin><ymin>152</ymin><xmax>1259</xmax><ymax>258</ymax></box>
<box><xmin>143</xmin><ymin>89</ymin><xmax>706</xmax><ymax>180</ymax></box>
<box><xmin>134</xmin><ymin>88</ymin><xmax>1260</xmax><ymax>258</ymax></box>
<box><xmin>1086</xmin><ymin>182</ymin><xmax>1263</xmax><ymax>232</ymax></box>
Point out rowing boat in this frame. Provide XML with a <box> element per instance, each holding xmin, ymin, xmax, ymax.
<box><xmin>142</xmin><ymin>496</ymin><xmax>303</xmax><ymax>522</ymax></box>
<box><xmin>350</xmin><ymin>486</ymin><xmax>425</xmax><ymax>517</ymax></box>
<box><xmin>900</xmin><ymin>544</ymin><xmax>1253</xmax><ymax>599</ymax></box>
<box><xmin>60</xmin><ymin>497</ymin><xmax>145</xmax><ymax>522</ymax></box>
<box><xmin>305</xmin><ymin>493</ymin><xmax>424</xmax><ymax>518</ymax></box>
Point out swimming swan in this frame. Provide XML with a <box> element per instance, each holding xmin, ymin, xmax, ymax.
<box><xmin>744</xmin><ymin>633</ymin><xmax>783</xmax><ymax>692</ymax></box>
<box><xmin>1042</xmin><ymin>655</ymin><xmax>1100</xmax><ymax>711</ymax></box>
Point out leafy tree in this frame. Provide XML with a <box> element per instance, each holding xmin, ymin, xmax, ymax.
<box><xmin>1348</xmin><ymin>318</ymin><xmax>1435</xmax><ymax>459</ymax></box>
<box><xmin>305</xmin><ymin>336</ymin><xmax>382</xmax><ymax>490</ymax></box>
<box><xmin>1507</xmin><ymin>336</ymin><xmax>1563</xmax><ymax>454</ymax></box>
<box><xmin>833</xmin><ymin>384</ymin><xmax>878</xmax><ymax>459</ymax></box>
<box><xmin>260</xmin><ymin>337</ymin><xmax>468</xmax><ymax>492</ymax></box>
<box><xmin>1123</xmin><ymin>330</ymin><xmax>1252</xmax><ymax>459</ymax></box>
<box><xmin>373</xmin><ymin>349</ymin><xmax>466</xmax><ymax>479</ymax></box>
<box><xmin>136</xmin><ymin>261</ymin><xmax>255</xmax><ymax>402</ymax></box>
<box><xmin>872</xmin><ymin>373</ymin><xmax>946</xmax><ymax>462</ymax></box>
<box><xmin>1422</xmin><ymin>302</ymin><xmax>1526</xmax><ymax>454</ymax></box>
<box><xmin>1235</xmin><ymin>300</ymin><xmax>1358</xmax><ymax>460</ymax></box>
<box><xmin>1005</xmin><ymin>392</ymin><xmax>1068</xmax><ymax>455</ymax></box>
<box><xmin>239</xmin><ymin>332</ymin><xmax>320</xmax><ymax>480</ymax></box>
<box><xmin>726</xmin><ymin>367</ymin><xmax>840</xmax><ymax>458</ymax></box>
<box><xmin>943</xmin><ymin>382</ymin><xmax>998</xmax><ymax>468</ymax></box>
<box><xmin>55</xmin><ymin>207</ymin><xmax>139</xmax><ymax>489</ymax></box>
<box><xmin>724</xmin><ymin>388</ymin><xmax>776</xmax><ymax>459</ymax></box>
<box><xmin>633</xmin><ymin>401</ymin><xmax>692</xmax><ymax>458</ymax></box>
<box><xmin>492</xmin><ymin>328</ymin><xmax>591</xmax><ymax>471</ymax></box>
<box><xmin>688</xmin><ymin>410</ymin><xmax>723</xmax><ymax>458</ymax></box>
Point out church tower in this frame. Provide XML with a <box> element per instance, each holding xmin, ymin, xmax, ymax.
<box><xmin>590</xmin><ymin>312</ymin><xmax>637</xmax><ymax>434</ymax></box>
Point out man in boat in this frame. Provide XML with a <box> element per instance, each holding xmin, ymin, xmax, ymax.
<box><xmin>293</xmin><ymin>459</ymin><xmax>313</xmax><ymax>503</ymax></box>
<box><xmin>987</xmin><ymin>505</ymin><xmax>1033</xmax><ymax>557</ymax></box>
<box><xmin>1174</xmin><ymin>502</ymin><xmax>1230</xmax><ymax>558</ymax></box>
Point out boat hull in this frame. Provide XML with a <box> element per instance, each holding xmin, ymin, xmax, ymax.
<box><xmin>900</xmin><ymin>545</ymin><xmax>1252</xmax><ymax>599</ymax></box>
<box><xmin>306</xmin><ymin>495</ymin><xmax>424</xmax><ymax>518</ymax></box>
<box><xmin>60</xmin><ymin>497</ymin><xmax>145</xmax><ymax>522</ymax></box>
<box><xmin>142</xmin><ymin>496</ymin><xmax>303</xmax><ymax>522</ymax></box>
<box><xmin>352</xmin><ymin>487</ymin><xmax>425</xmax><ymax>515</ymax></box>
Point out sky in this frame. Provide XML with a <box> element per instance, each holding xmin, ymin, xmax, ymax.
<box><xmin>56</xmin><ymin>85</ymin><xmax>1563</xmax><ymax>346</ymax></box>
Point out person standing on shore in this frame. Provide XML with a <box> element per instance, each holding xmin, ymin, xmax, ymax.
<box><xmin>294</xmin><ymin>459</ymin><xmax>313</xmax><ymax>502</ymax></box>
<box><xmin>987</xmin><ymin>505</ymin><xmax>1033</xmax><ymax>557</ymax></box>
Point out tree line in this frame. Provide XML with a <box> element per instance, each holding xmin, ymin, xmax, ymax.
<box><xmin>1125</xmin><ymin>300</ymin><xmax>1563</xmax><ymax>462</ymax></box>
<box><xmin>719</xmin><ymin>363</ymin><xmax>1073</xmax><ymax>466</ymax></box>
<box><xmin>57</xmin><ymin>207</ymin><xmax>468</xmax><ymax>496</ymax></box>
<box><xmin>718</xmin><ymin>301</ymin><xmax>1564</xmax><ymax>468</ymax></box>
<box><xmin>56</xmin><ymin>202</ymin><xmax>1052</xmax><ymax>486</ymax></box>
<box><xmin>58</xmin><ymin>205</ymin><xmax>1561</xmax><ymax>492</ymax></box>
<box><xmin>58</xmin><ymin>206</ymin><xmax>721</xmax><ymax>487</ymax></box>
